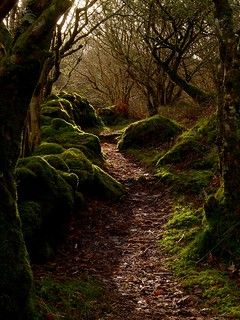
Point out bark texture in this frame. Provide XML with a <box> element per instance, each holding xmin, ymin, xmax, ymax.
<box><xmin>213</xmin><ymin>0</ymin><xmax>240</xmax><ymax>213</ymax></box>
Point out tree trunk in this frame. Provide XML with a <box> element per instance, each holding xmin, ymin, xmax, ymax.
<box><xmin>203</xmin><ymin>0</ymin><xmax>240</xmax><ymax>258</ymax></box>
<box><xmin>146</xmin><ymin>87</ymin><xmax>159</xmax><ymax>116</ymax></box>
<box><xmin>0</xmin><ymin>56</ymin><xmax>41</xmax><ymax>319</ymax></box>
<box><xmin>213</xmin><ymin>0</ymin><xmax>240</xmax><ymax>214</ymax></box>
<box><xmin>151</xmin><ymin>48</ymin><xmax>213</xmax><ymax>106</ymax></box>
<box><xmin>160</xmin><ymin>61</ymin><xmax>213</xmax><ymax>106</ymax></box>
<box><xmin>21</xmin><ymin>56</ymin><xmax>54</xmax><ymax>157</ymax></box>
<box><xmin>0</xmin><ymin>0</ymin><xmax>72</xmax><ymax>318</ymax></box>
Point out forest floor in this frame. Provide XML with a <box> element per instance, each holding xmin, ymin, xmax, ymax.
<box><xmin>33</xmin><ymin>138</ymin><xmax>226</xmax><ymax>320</ymax></box>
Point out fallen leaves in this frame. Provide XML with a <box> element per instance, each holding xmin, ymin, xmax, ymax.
<box><xmin>33</xmin><ymin>142</ymin><xmax>220</xmax><ymax>320</ymax></box>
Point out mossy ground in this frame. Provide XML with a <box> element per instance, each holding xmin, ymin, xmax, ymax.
<box><xmin>35</xmin><ymin>276</ymin><xmax>108</xmax><ymax>320</ymax></box>
<box><xmin>159</xmin><ymin>203</ymin><xmax>240</xmax><ymax>318</ymax></box>
<box><xmin>154</xmin><ymin>116</ymin><xmax>219</xmax><ymax>196</ymax></box>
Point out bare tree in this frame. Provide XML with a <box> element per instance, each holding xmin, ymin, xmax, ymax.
<box><xmin>22</xmin><ymin>0</ymin><xmax>125</xmax><ymax>156</ymax></box>
<box><xmin>65</xmin><ymin>40</ymin><xmax>135</xmax><ymax>114</ymax></box>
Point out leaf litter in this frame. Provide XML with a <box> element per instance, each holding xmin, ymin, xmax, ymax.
<box><xmin>33</xmin><ymin>142</ymin><xmax>226</xmax><ymax>320</ymax></box>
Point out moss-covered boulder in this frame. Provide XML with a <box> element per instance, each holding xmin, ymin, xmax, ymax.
<box><xmin>33</xmin><ymin>142</ymin><xmax>66</xmax><ymax>156</ymax></box>
<box><xmin>41</xmin><ymin>118</ymin><xmax>103</xmax><ymax>164</ymax></box>
<box><xmin>59</xmin><ymin>92</ymin><xmax>103</xmax><ymax>129</ymax></box>
<box><xmin>16</xmin><ymin>156</ymin><xmax>75</xmax><ymax>262</ymax></box>
<box><xmin>60</xmin><ymin>148</ymin><xmax>94</xmax><ymax>188</ymax></box>
<box><xmin>118</xmin><ymin>115</ymin><xmax>183</xmax><ymax>150</ymax></box>
<box><xmin>59</xmin><ymin>148</ymin><xmax>125</xmax><ymax>200</ymax></box>
<box><xmin>157</xmin><ymin>117</ymin><xmax>217</xmax><ymax>169</ymax></box>
<box><xmin>93</xmin><ymin>165</ymin><xmax>125</xmax><ymax>200</ymax></box>
<box><xmin>41</xmin><ymin>106</ymin><xmax>72</xmax><ymax>123</ymax></box>
<box><xmin>41</xmin><ymin>98</ymin><xmax>74</xmax><ymax>123</ymax></box>
<box><xmin>155</xmin><ymin>117</ymin><xmax>218</xmax><ymax>194</ymax></box>
<box><xmin>43</xmin><ymin>155</ymin><xmax>69</xmax><ymax>171</ymax></box>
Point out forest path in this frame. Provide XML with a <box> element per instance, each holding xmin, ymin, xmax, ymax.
<box><xmin>34</xmin><ymin>140</ymin><xmax>221</xmax><ymax>320</ymax></box>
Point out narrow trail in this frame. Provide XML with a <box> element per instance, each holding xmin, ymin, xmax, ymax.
<box><xmin>34</xmin><ymin>141</ymin><xmax>222</xmax><ymax>319</ymax></box>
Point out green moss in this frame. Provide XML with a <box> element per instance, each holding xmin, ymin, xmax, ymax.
<box><xmin>16</xmin><ymin>156</ymin><xmax>74</xmax><ymax>262</ymax></box>
<box><xmin>35</xmin><ymin>277</ymin><xmax>107</xmax><ymax>319</ymax></box>
<box><xmin>19</xmin><ymin>201</ymin><xmax>42</xmax><ymax>241</ymax></box>
<box><xmin>59</xmin><ymin>92</ymin><xmax>103</xmax><ymax>129</ymax></box>
<box><xmin>202</xmin><ymin>191</ymin><xmax>240</xmax><ymax>259</ymax></box>
<box><xmin>44</xmin><ymin>98</ymin><xmax>73</xmax><ymax>111</ymax></box>
<box><xmin>118</xmin><ymin>115</ymin><xmax>183</xmax><ymax>150</ymax></box>
<box><xmin>157</xmin><ymin>117</ymin><xmax>217</xmax><ymax>168</ymax></box>
<box><xmin>159</xmin><ymin>204</ymin><xmax>240</xmax><ymax>318</ymax></box>
<box><xmin>157</xmin><ymin>139</ymin><xmax>207</xmax><ymax>166</ymax></box>
<box><xmin>156</xmin><ymin>167</ymin><xmax>214</xmax><ymax>194</ymax></box>
<box><xmin>124</xmin><ymin>147</ymin><xmax>161</xmax><ymax>168</ymax></box>
<box><xmin>0</xmin><ymin>172</ymin><xmax>35</xmax><ymax>319</ymax></box>
<box><xmin>160</xmin><ymin>205</ymin><xmax>203</xmax><ymax>254</ymax></box>
<box><xmin>156</xmin><ymin>116</ymin><xmax>217</xmax><ymax>169</ymax></box>
<box><xmin>93</xmin><ymin>165</ymin><xmax>125</xmax><ymax>200</ymax></box>
<box><xmin>41</xmin><ymin>118</ymin><xmax>103</xmax><ymax>164</ymax></box>
<box><xmin>58</xmin><ymin>171</ymin><xmax>79</xmax><ymax>191</ymax></box>
<box><xmin>60</xmin><ymin>148</ymin><xmax>94</xmax><ymax>188</ymax></box>
<box><xmin>154</xmin><ymin>116</ymin><xmax>218</xmax><ymax>195</ymax></box>
<box><xmin>184</xmin><ymin>269</ymin><xmax>240</xmax><ymax>317</ymax></box>
<box><xmin>43</xmin><ymin>155</ymin><xmax>69</xmax><ymax>171</ymax></box>
<box><xmin>41</xmin><ymin>106</ymin><xmax>72</xmax><ymax>123</ymax></box>
<box><xmin>33</xmin><ymin>142</ymin><xmax>65</xmax><ymax>156</ymax></box>
<box><xmin>40</xmin><ymin>115</ymin><xmax>52</xmax><ymax>126</ymax></box>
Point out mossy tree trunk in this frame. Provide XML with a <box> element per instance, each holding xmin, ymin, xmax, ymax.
<box><xmin>213</xmin><ymin>0</ymin><xmax>240</xmax><ymax>215</ymax></box>
<box><xmin>21</xmin><ymin>56</ymin><xmax>54</xmax><ymax>157</ymax></box>
<box><xmin>0</xmin><ymin>0</ymin><xmax>72</xmax><ymax>318</ymax></box>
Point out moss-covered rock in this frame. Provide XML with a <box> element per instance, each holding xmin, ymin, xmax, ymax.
<box><xmin>60</xmin><ymin>148</ymin><xmax>94</xmax><ymax>188</ymax></box>
<box><xmin>59</xmin><ymin>148</ymin><xmax>125</xmax><ymax>200</ymax></box>
<box><xmin>58</xmin><ymin>171</ymin><xmax>79</xmax><ymax>191</ymax></box>
<box><xmin>33</xmin><ymin>142</ymin><xmax>65</xmax><ymax>156</ymax></box>
<box><xmin>43</xmin><ymin>155</ymin><xmax>69</xmax><ymax>171</ymax></box>
<box><xmin>41</xmin><ymin>98</ymin><xmax>74</xmax><ymax>123</ymax></box>
<box><xmin>41</xmin><ymin>118</ymin><xmax>103</xmax><ymax>164</ymax></box>
<box><xmin>158</xmin><ymin>139</ymin><xmax>206</xmax><ymax>166</ymax></box>
<box><xmin>16</xmin><ymin>156</ymin><xmax>74</xmax><ymax>262</ymax></box>
<box><xmin>157</xmin><ymin>117</ymin><xmax>217</xmax><ymax>169</ymax></box>
<box><xmin>118</xmin><ymin>115</ymin><xmax>183</xmax><ymax>150</ymax></box>
<box><xmin>93</xmin><ymin>165</ymin><xmax>125</xmax><ymax>200</ymax></box>
<box><xmin>59</xmin><ymin>92</ymin><xmax>103</xmax><ymax>129</ymax></box>
<box><xmin>41</xmin><ymin>106</ymin><xmax>72</xmax><ymax>123</ymax></box>
<box><xmin>18</xmin><ymin>201</ymin><xmax>43</xmax><ymax>257</ymax></box>
<box><xmin>155</xmin><ymin>117</ymin><xmax>218</xmax><ymax>195</ymax></box>
<box><xmin>201</xmin><ymin>187</ymin><xmax>240</xmax><ymax>259</ymax></box>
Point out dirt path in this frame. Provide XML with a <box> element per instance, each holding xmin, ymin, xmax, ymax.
<box><xmin>34</xmin><ymin>141</ymin><xmax>222</xmax><ymax>319</ymax></box>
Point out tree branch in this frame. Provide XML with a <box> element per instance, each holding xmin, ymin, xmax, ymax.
<box><xmin>0</xmin><ymin>0</ymin><xmax>18</xmax><ymax>22</ymax></box>
<box><xmin>13</xmin><ymin>0</ymin><xmax>73</xmax><ymax>60</ymax></box>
